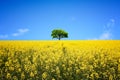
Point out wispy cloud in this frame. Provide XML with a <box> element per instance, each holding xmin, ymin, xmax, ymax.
<box><xmin>104</xmin><ymin>19</ymin><xmax>115</xmax><ymax>32</ymax></box>
<box><xmin>99</xmin><ymin>19</ymin><xmax>115</xmax><ymax>40</ymax></box>
<box><xmin>12</xmin><ymin>28</ymin><xmax>29</xmax><ymax>37</ymax></box>
<box><xmin>99</xmin><ymin>31</ymin><xmax>112</xmax><ymax>40</ymax></box>
<box><xmin>99</xmin><ymin>19</ymin><xmax>115</xmax><ymax>39</ymax></box>
<box><xmin>91</xmin><ymin>19</ymin><xmax>115</xmax><ymax>40</ymax></box>
<box><xmin>0</xmin><ymin>34</ymin><xmax>8</xmax><ymax>39</ymax></box>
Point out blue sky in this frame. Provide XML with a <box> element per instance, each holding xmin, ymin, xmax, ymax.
<box><xmin>0</xmin><ymin>0</ymin><xmax>120</xmax><ymax>40</ymax></box>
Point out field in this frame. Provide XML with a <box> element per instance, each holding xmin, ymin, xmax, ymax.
<box><xmin>0</xmin><ymin>40</ymin><xmax>120</xmax><ymax>80</ymax></box>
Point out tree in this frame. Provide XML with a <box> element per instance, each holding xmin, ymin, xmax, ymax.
<box><xmin>51</xmin><ymin>29</ymin><xmax>68</xmax><ymax>40</ymax></box>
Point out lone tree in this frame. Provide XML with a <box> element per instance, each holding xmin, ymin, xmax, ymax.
<box><xmin>51</xmin><ymin>29</ymin><xmax>68</xmax><ymax>40</ymax></box>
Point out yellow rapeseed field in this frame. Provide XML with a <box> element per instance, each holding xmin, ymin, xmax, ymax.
<box><xmin>0</xmin><ymin>40</ymin><xmax>120</xmax><ymax>80</ymax></box>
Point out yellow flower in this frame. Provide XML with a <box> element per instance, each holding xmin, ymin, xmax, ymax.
<box><xmin>18</xmin><ymin>68</ymin><xmax>21</xmax><ymax>72</ymax></box>
<box><xmin>76</xmin><ymin>69</ymin><xmax>80</xmax><ymax>74</ymax></box>
<box><xmin>42</xmin><ymin>72</ymin><xmax>48</xmax><ymax>79</ymax></box>
<box><xmin>0</xmin><ymin>59</ymin><xmax>2</xmax><ymax>66</ymax></box>
<box><xmin>30</xmin><ymin>72</ymin><xmax>34</xmax><ymax>77</ymax></box>
<box><xmin>13</xmin><ymin>76</ymin><xmax>18</xmax><ymax>80</ymax></box>
<box><xmin>21</xmin><ymin>72</ymin><xmax>25</xmax><ymax>79</ymax></box>
<box><xmin>56</xmin><ymin>66</ymin><xmax>60</xmax><ymax>74</ymax></box>
<box><xmin>1</xmin><ymin>40</ymin><xmax>120</xmax><ymax>79</ymax></box>
<box><xmin>6</xmin><ymin>73</ymin><xmax>11</xmax><ymax>79</ymax></box>
<box><xmin>9</xmin><ymin>66</ymin><xmax>14</xmax><ymax>71</ymax></box>
<box><xmin>52</xmin><ymin>78</ymin><xmax>56</xmax><ymax>80</ymax></box>
<box><xmin>5</xmin><ymin>62</ymin><xmax>9</xmax><ymax>67</ymax></box>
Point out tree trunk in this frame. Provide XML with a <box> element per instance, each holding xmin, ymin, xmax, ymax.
<box><xmin>58</xmin><ymin>36</ymin><xmax>61</xmax><ymax>40</ymax></box>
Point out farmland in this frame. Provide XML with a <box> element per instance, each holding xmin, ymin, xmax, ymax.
<box><xmin>0</xmin><ymin>40</ymin><xmax>120</xmax><ymax>80</ymax></box>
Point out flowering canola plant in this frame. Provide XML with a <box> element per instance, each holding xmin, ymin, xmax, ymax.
<box><xmin>0</xmin><ymin>40</ymin><xmax>120</xmax><ymax>80</ymax></box>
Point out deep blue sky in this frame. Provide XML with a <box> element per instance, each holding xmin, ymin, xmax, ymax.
<box><xmin>0</xmin><ymin>0</ymin><xmax>120</xmax><ymax>40</ymax></box>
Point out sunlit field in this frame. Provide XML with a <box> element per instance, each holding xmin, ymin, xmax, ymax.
<box><xmin>0</xmin><ymin>40</ymin><xmax>120</xmax><ymax>80</ymax></box>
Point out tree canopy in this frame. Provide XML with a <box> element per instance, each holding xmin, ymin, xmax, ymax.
<box><xmin>51</xmin><ymin>29</ymin><xmax>68</xmax><ymax>40</ymax></box>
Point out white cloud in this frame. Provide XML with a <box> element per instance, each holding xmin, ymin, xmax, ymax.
<box><xmin>18</xmin><ymin>29</ymin><xmax>29</xmax><ymax>33</ymax></box>
<box><xmin>100</xmin><ymin>19</ymin><xmax>115</xmax><ymax>39</ymax></box>
<box><xmin>90</xmin><ymin>19</ymin><xmax>115</xmax><ymax>40</ymax></box>
<box><xmin>90</xmin><ymin>32</ymin><xmax>112</xmax><ymax>40</ymax></box>
<box><xmin>99</xmin><ymin>31</ymin><xmax>111</xmax><ymax>40</ymax></box>
<box><xmin>12</xmin><ymin>28</ymin><xmax>29</xmax><ymax>37</ymax></box>
<box><xmin>0</xmin><ymin>34</ymin><xmax>8</xmax><ymax>38</ymax></box>
<box><xmin>12</xmin><ymin>33</ymin><xmax>20</xmax><ymax>37</ymax></box>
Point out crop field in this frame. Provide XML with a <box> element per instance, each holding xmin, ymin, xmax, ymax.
<box><xmin>0</xmin><ymin>40</ymin><xmax>120</xmax><ymax>80</ymax></box>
